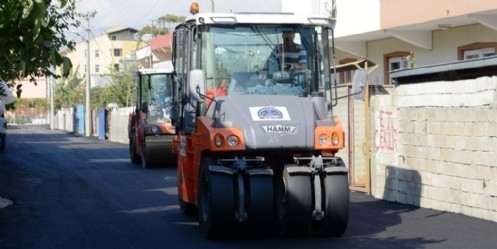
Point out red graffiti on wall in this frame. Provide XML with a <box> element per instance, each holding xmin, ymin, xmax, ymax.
<box><xmin>374</xmin><ymin>110</ymin><xmax>397</xmax><ymax>152</ymax></box>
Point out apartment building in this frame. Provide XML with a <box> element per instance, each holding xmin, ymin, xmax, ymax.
<box><xmin>128</xmin><ymin>33</ymin><xmax>173</xmax><ymax>70</ymax></box>
<box><xmin>61</xmin><ymin>26</ymin><xmax>141</xmax><ymax>87</ymax></box>
<box><xmin>284</xmin><ymin>0</ymin><xmax>497</xmax><ymax>84</ymax></box>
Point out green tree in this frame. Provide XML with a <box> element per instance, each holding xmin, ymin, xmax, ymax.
<box><xmin>91</xmin><ymin>64</ymin><xmax>138</xmax><ymax>108</ymax></box>
<box><xmin>137</xmin><ymin>14</ymin><xmax>186</xmax><ymax>40</ymax></box>
<box><xmin>107</xmin><ymin>65</ymin><xmax>138</xmax><ymax>107</ymax></box>
<box><xmin>158</xmin><ymin>14</ymin><xmax>186</xmax><ymax>30</ymax></box>
<box><xmin>137</xmin><ymin>24</ymin><xmax>169</xmax><ymax>40</ymax></box>
<box><xmin>0</xmin><ymin>0</ymin><xmax>80</xmax><ymax>97</ymax></box>
<box><xmin>54</xmin><ymin>67</ymin><xmax>85</xmax><ymax>109</ymax></box>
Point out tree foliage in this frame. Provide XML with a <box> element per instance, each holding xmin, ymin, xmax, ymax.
<box><xmin>55</xmin><ymin>64</ymin><xmax>137</xmax><ymax>110</ymax></box>
<box><xmin>13</xmin><ymin>97</ymin><xmax>49</xmax><ymax>113</ymax></box>
<box><xmin>137</xmin><ymin>13</ymin><xmax>186</xmax><ymax>41</ymax></box>
<box><xmin>137</xmin><ymin>25</ymin><xmax>169</xmax><ymax>39</ymax></box>
<box><xmin>0</xmin><ymin>0</ymin><xmax>80</xmax><ymax>96</ymax></box>
<box><xmin>91</xmin><ymin>64</ymin><xmax>139</xmax><ymax>108</ymax></box>
<box><xmin>54</xmin><ymin>66</ymin><xmax>84</xmax><ymax>109</ymax></box>
<box><xmin>158</xmin><ymin>14</ymin><xmax>186</xmax><ymax>30</ymax></box>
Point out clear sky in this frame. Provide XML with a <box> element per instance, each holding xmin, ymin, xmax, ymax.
<box><xmin>74</xmin><ymin>0</ymin><xmax>282</xmax><ymax>37</ymax></box>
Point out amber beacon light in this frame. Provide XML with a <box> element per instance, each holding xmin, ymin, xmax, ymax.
<box><xmin>190</xmin><ymin>2</ymin><xmax>199</xmax><ymax>15</ymax></box>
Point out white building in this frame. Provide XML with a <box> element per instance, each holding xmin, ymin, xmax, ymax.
<box><xmin>61</xmin><ymin>26</ymin><xmax>142</xmax><ymax>87</ymax></box>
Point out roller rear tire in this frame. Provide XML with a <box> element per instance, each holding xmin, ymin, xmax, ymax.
<box><xmin>313</xmin><ymin>173</ymin><xmax>349</xmax><ymax>237</ymax></box>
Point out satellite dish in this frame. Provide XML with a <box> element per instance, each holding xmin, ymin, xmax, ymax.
<box><xmin>352</xmin><ymin>69</ymin><xmax>367</xmax><ymax>100</ymax></box>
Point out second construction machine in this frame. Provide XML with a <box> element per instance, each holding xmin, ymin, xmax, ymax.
<box><xmin>128</xmin><ymin>68</ymin><xmax>176</xmax><ymax>168</ymax></box>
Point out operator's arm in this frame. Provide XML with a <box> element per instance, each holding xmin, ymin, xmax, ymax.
<box><xmin>260</xmin><ymin>46</ymin><xmax>280</xmax><ymax>80</ymax></box>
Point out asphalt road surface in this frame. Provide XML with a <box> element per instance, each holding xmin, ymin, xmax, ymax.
<box><xmin>1</xmin><ymin>125</ymin><xmax>496</xmax><ymax>249</ymax></box>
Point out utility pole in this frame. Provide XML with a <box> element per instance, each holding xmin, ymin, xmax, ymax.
<box><xmin>49</xmin><ymin>66</ymin><xmax>55</xmax><ymax>130</ymax></box>
<box><xmin>83</xmin><ymin>12</ymin><xmax>95</xmax><ymax>137</ymax></box>
<box><xmin>208</xmin><ymin>0</ymin><xmax>214</xmax><ymax>12</ymax></box>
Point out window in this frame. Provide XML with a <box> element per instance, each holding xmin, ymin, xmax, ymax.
<box><xmin>463</xmin><ymin>48</ymin><xmax>495</xmax><ymax>60</ymax></box>
<box><xmin>389</xmin><ymin>57</ymin><xmax>408</xmax><ymax>71</ymax></box>
<box><xmin>113</xmin><ymin>48</ymin><xmax>122</xmax><ymax>57</ymax></box>
<box><xmin>383</xmin><ymin>51</ymin><xmax>411</xmax><ymax>84</ymax></box>
<box><xmin>114</xmin><ymin>63</ymin><xmax>120</xmax><ymax>72</ymax></box>
<box><xmin>111</xmin><ymin>35</ymin><xmax>117</xmax><ymax>41</ymax></box>
<box><xmin>458</xmin><ymin>42</ymin><xmax>497</xmax><ymax>60</ymax></box>
<box><xmin>483</xmin><ymin>48</ymin><xmax>496</xmax><ymax>57</ymax></box>
<box><xmin>95</xmin><ymin>64</ymin><xmax>100</xmax><ymax>73</ymax></box>
<box><xmin>95</xmin><ymin>49</ymin><xmax>100</xmax><ymax>58</ymax></box>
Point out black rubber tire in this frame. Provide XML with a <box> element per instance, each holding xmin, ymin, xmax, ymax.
<box><xmin>313</xmin><ymin>173</ymin><xmax>349</xmax><ymax>237</ymax></box>
<box><xmin>129</xmin><ymin>136</ymin><xmax>141</xmax><ymax>164</ymax></box>
<box><xmin>248</xmin><ymin>174</ymin><xmax>274</xmax><ymax>236</ymax></box>
<box><xmin>198</xmin><ymin>159</ymin><xmax>235</xmax><ymax>239</ymax></box>
<box><xmin>275</xmin><ymin>166</ymin><xmax>312</xmax><ymax>237</ymax></box>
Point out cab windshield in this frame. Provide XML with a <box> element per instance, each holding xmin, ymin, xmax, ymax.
<box><xmin>143</xmin><ymin>74</ymin><xmax>173</xmax><ymax>122</ymax></box>
<box><xmin>200</xmin><ymin>25</ymin><xmax>330</xmax><ymax>97</ymax></box>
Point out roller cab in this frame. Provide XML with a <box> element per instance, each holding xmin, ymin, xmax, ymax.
<box><xmin>128</xmin><ymin>68</ymin><xmax>177</xmax><ymax>168</ymax></box>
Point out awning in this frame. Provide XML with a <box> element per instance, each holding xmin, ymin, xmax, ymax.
<box><xmin>334</xmin><ymin>59</ymin><xmax>378</xmax><ymax>73</ymax></box>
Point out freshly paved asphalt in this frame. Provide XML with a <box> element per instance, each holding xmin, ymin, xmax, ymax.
<box><xmin>1</xmin><ymin>125</ymin><xmax>496</xmax><ymax>249</ymax></box>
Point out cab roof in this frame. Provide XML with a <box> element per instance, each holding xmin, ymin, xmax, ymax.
<box><xmin>184</xmin><ymin>12</ymin><xmax>332</xmax><ymax>27</ymax></box>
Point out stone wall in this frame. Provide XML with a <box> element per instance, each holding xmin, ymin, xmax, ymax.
<box><xmin>53</xmin><ymin>106</ymin><xmax>132</xmax><ymax>144</ymax></box>
<box><xmin>371</xmin><ymin>76</ymin><xmax>497</xmax><ymax>222</ymax></box>
<box><xmin>108</xmin><ymin>107</ymin><xmax>133</xmax><ymax>144</ymax></box>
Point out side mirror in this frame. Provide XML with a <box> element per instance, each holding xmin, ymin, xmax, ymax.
<box><xmin>188</xmin><ymin>69</ymin><xmax>206</xmax><ymax>101</ymax></box>
<box><xmin>352</xmin><ymin>69</ymin><xmax>367</xmax><ymax>100</ymax></box>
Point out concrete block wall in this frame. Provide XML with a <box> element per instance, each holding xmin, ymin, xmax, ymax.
<box><xmin>53</xmin><ymin>106</ymin><xmax>132</xmax><ymax>144</ymax></box>
<box><xmin>108</xmin><ymin>107</ymin><xmax>133</xmax><ymax>144</ymax></box>
<box><xmin>371</xmin><ymin>76</ymin><xmax>497</xmax><ymax>222</ymax></box>
<box><xmin>53</xmin><ymin>108</ymin><xmax>74</xmax><ymax>132</ymax></box>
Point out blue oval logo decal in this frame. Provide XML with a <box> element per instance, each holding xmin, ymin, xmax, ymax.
<box><xmin>258</xmin><ymin>107</ymin><xmax>283</xmax><ymax>120</ymax></box>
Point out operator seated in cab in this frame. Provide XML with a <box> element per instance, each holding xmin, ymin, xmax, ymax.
<box><xmin>260</xmin><ymin>31</ymin><xmax>308</xmax><ymax>88</ymax></box>
<box><xmin>150</xmin><ymin>84</ymin><xmax>172</xmax><ymax>121</ymax></box>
